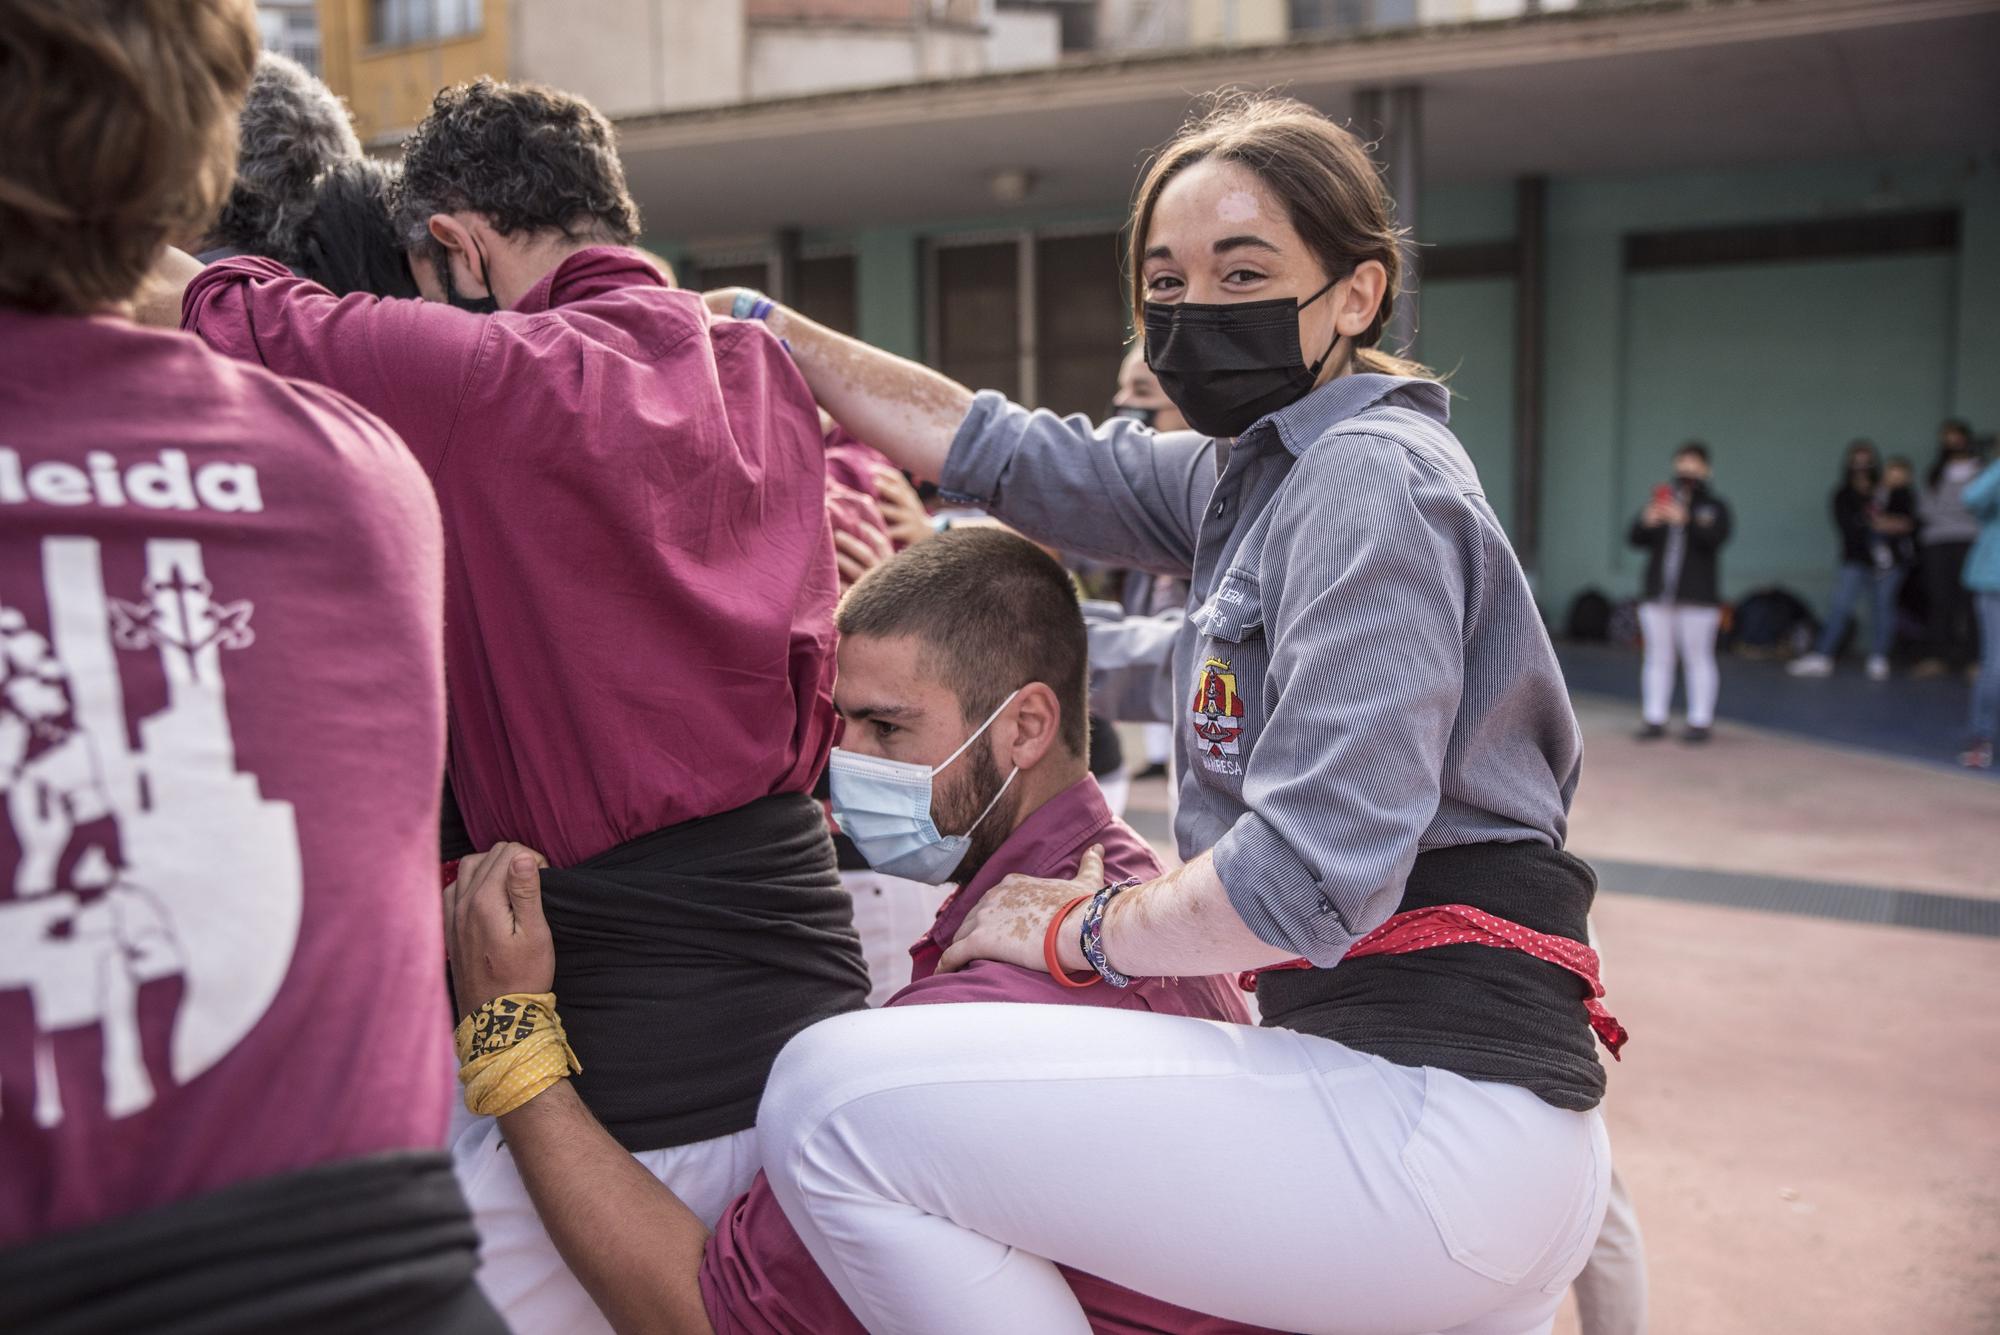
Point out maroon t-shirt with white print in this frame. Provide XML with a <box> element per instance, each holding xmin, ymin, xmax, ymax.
<box><xmin>0</xmin><ymin>308</ymin><xmax>451</xmax><ymax>1245</ymax></box>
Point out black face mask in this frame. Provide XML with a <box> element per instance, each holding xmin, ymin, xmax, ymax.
<box><xmin>1675</xmin><ymin>471</ymin><xmax>1707</xmax><ymax>488</ymax></box>
<box><xmin>441</xmin><ymin>239</ymin><xmax>499</xmax><ymax>315</ymax></box>
<box><xmin>1108</xmin><ymin>403</ymin><xmax>1159</xmax><ymax>429</ymax></box>
<box><xmin>1143</xmin><ymin>275</ymin><xmax>1341</xmax><ymax>439</ymax></box>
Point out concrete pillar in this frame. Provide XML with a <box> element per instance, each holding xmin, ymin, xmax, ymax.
<box><xmin>1951</xmin><ymin>160</ymin><xmax>2000</xmax><ymax>431</ymax></box>
<box><xmin>769</xmin><ymin>227</ymin><xmax>802</xmax><ymax>307</ymax></box>
<box><xmin>1512</xmin><ymin>175</ymin><xmax>1547</xmax><ymax>574</ymax></box>
<box><xmin>855</xmin><ymin>227</ymin><xmax>923</xmax><ymax>360</ymax></box>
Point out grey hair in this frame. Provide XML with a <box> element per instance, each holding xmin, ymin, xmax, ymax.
<box><xmin>207</xmin><ymin>51</ymin><xmax>361</xmax><ymax>258</ymax></box>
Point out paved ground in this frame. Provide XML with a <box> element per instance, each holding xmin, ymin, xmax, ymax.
<box><xmin>1119</xmin><ymin>688</ymin><xmax>2000</xmax><ymax>1334</ymax></box>
<box><xmin>1565</xmin><ymin>695</ymin><xmax>1999</xmax><ymax>899</ymax></box>
<box><xmin>1557</xmin><ymin>641</ymin><xmax>1989</xmax><ymax>776</ymax></box>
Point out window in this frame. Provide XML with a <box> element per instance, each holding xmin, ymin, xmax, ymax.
<box><xmin>795</xmin><ymin>255</ymin><xmax>858</xmax><ymax>337</ymax></box>
<box><xmin>1033</xmin><ymin>233</ymin><xmax>1128</xmax><ymax>417</ymax></box>
<box><xmin>371</xmin><ymin>0</ymin><xmax>482</xmax><ymax>47</ymax></box>
<box><xmin>689</xmin><ymin>260</ymin><xmax>770</xmax><ymax>294</ymax></box>
<box><xmin>928</xmin><ymin>229</ymin><xmax>1128</xmax><ymax>413</ymax></box>
<box><xmin>257</xmin><ymin>3</ymin><xmax>323</xmax><ymax>74</ymax></box>
<box><xmin>933</xmin><ymin>240</ymin><xmax>1024</xmax><ymax>401</ymax></box>
<box><xmin>1287</xmin><ymin>0</ymin><xmax>1413</xmax><ymax>34</ymax></box>
<box><xmin>684</xmin><ymin>252</ymin><xmax>858</xmax><ymax>336</ymax></box>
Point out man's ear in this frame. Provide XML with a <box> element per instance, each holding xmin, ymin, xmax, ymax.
<box><xmin>1003</xmin><ymin>682</ymin><xmax>1063</xmax><ymax>773</ymax></box>
<box><xmin>426</xmin><ymin>213</ymin><xmax>488</xmax><ymax>296</ymax></box>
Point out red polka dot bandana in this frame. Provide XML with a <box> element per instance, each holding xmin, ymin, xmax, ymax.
<box><xmin>1242</xmin><ymin>904</ymin><xmax>1629</xmax><ymax>1059</ymax></box>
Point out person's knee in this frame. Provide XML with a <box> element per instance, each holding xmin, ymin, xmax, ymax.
<box><xmin>759</xmin><ymin>1009</ymin><xmax>900</xmax><ymax>1164</ymax></box>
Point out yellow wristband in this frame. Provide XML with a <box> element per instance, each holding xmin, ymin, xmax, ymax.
<box><xmin>455</xmin><ymin>993</ymin><xmax>581</xmax><ymax>1118</ymax></box>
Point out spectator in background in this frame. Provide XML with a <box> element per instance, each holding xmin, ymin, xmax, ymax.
<box><xmin>1109</xmin><ymin>343</ymin><xmax>1192</xmax><ymax>785</ymax></box>
<box><xmin>1959</xmin><ymin>454</ymin><xmax>2000</xmax><ymax>769</ymax></box>
<box><xmin>1789</xmin><ymin>442</ymin><xmax>1917</xmax><ymax>682</ymax></box>
<box><xmin>1913</xmin><ymin>419</ymin><xmax>1983</xmax><ymax>678</ymax></box>
<box><xmin>1629</xmin><ymin>442</ymin><xmax>1733</xmax><ymax>743</ymax></box>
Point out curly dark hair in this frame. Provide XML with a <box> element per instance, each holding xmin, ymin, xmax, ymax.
<box><xmin>295</xmin><ymin>157</ymin><xmax>419</xmax><ymax>298</ymax></box>
<box><xmin>391</xmin><ymin>78</ymin><xmax>640</xmax><ymax>267</ymax></box>
<box><xmin>209</xmin><ymin>51</ymin><xmax>361</xmax><ymax>261</ymax></box>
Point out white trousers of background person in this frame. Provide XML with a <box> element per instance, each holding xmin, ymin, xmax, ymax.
<box><xmin>843</xmin><ymin>868</ymin><xmax>953</xmax><ymax>1007</ymax></box>
<box><xmin>759</xmin><ymin>1003</ymin><xmax>1610</xmax><ymax>1335</ymax></box>
<box><xmin>1574</xmin><ymin>1167</ymin><xmax>1648</xmax><ymax>1335</ymax></box>
<box><xmin>1638</xmin><ymin>602</ymin><xmax>1721</xmax><ymax>727</ymax></box>
<box><xmin>1095</xmin><ymin>766</ymin><xmax>1132</xmax><ymax>819</ymax></box>
<box><xmin>452</xmin><ymin>1116</ymin><xmax>761</xmax><ymax>1335</ymax></box>
<box><xmin>1571</xmin><ymin>917</ymin><xmax>1648</xmax><ymax>1335</ymax></box>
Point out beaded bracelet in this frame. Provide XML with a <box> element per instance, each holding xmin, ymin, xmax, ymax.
<box><xmin>1079</xmin><ymin>877</ymin><xmax>1141</xmax><ymax>988</ymax></box>
<box><xmin>729</xmin><ymin>289</ymin><xmax>776</xmax><ymax>322</ymax></box>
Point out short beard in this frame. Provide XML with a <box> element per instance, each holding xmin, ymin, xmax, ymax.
<box><xmin>933</xmin><ymin>732</ymin><xmax>1022</xmax><ymax>885</ymax></box>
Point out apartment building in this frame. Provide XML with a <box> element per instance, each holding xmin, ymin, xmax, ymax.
<box><xmin>315</xmin><ymin>0</ymin><xmax>2000</xmax><ymax>613</ymax></box>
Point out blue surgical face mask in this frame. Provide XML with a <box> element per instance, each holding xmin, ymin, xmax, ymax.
<box><xmin>827</xmin><ymin>689</ymin><xmax>1021</xmax><ymax>884</ymax></box>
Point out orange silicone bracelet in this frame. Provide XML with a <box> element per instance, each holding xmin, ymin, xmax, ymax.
<box><xmin>1044</xmin><ymin>894</ymin><xmax>1099</xmax><ymax>988</ymax></box>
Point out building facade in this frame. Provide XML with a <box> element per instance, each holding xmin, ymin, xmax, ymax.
<box><xmin>257</xmin><ymin>0</ymin><xmax>324</xmax><ymax>72</ymax></box>
<box><xmin>315</xmin><ymin>0</ymin><xmax>2000</xmax><ymax>616</ymax></box>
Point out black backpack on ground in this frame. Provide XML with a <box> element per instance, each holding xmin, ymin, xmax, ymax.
<box><xmin>1566</xmin><ymin>588</ymin><xmax>1613</xmax><ymax>642</ymax></box>
<box><xmin>1731</xmin><ymin>586</ymin><xmax>1818</xmax><ymax>658</ymax></box>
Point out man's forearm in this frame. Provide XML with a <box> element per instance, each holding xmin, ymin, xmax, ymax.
<box><xmin>763</xmin><ymin>303</ymin><xmax>970</xmax><ymax>484</ymax></box>
<box><xmin>132</xmin><ymin>246</ymin><xmax>203</xmax><ymax>328</ymax></box>
<box><xmin>499</xmin><ymin>1081</ymin><xmax>717</xmax><ymax>1335</ymax></box>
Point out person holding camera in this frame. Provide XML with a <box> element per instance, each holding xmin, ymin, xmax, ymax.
<box><xmin>1628</xmin><ymin>442</ymin><xmax>1734</xmax><ymax>743</ymax></box>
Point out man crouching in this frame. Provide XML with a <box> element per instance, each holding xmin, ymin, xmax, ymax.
<box><xmin>446</xmin><ymin>530</ymin><xmax>1271</xmax><ymax>1334</ymax></box>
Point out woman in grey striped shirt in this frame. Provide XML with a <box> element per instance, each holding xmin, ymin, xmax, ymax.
<box><xmin>731</xmin><ymin>94</ymin><xmax>1613</xmax><ymax>1334</ymax></box>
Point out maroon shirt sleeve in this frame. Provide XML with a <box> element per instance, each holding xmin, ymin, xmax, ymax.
<box><xmin>181</xmin><ymin>257</ymin><xmax>489</xmax><ymax>477</ymax></box>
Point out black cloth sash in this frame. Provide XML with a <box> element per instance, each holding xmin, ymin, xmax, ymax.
<box><xmin>1256</xmin><ymin>842</ymin><xmax>1607</xmax><ymax>1111</ymax></box>
<box><xmin>541</xmin><ymin>791</ymin><xmax>870</xmax><ymax>1151</ymax></box>
<box><xmin>0</xmin><ymin>1151</ymin><xmax>501</xmax><ymax>1335</ymax></box>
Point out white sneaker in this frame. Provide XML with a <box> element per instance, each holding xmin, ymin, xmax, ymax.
<box><xmin>1866</xmin><ymin>655</ymin><xmax>1890</xmax><ymax>681</ymax></box>
<box><xmin>1787</xmin><ymin>653</ymin><xmax>1833</xmax><ymax>678</ymax></box>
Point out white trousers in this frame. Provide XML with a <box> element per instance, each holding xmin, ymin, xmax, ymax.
<box><xmin>1638</xmin><ymin>602</ymin><xmax>1721</xmax><ymax>727</ymax></box>
<box><xmin>452</xmin><ymin>1115</ymin><xmax>761</xmax><ymax>1335</ymax></box>
<box><xmin>1574</xmin><ymin>1167</ymin><xmax>1648</xmax><ymax>1335</ymax></box>
<box><xmin>759</xmin><ymin>1004</ymin><xmax>1610</xmax><ymax>1335</ymax></box>
<box><xmin>842</xmin><ymin>868</ymin><xmax>952</xmax><ymax>1007</ymax></box>
<box><xmin>1096</xmin><ymin>766</ymin><xmax>1132</xmax><ymax>819</ymax></box>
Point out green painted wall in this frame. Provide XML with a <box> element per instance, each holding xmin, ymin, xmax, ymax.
<box><xmin>1416</xmin><ymin>275</ymin><xmax>1517</xmax><ymax>539</ymax></box>
<box><xmin>1534</xmin><ymin>154</ymin><xmax>1996</xmax><ymax>619</ymax></box>
<box><xmin>1616</xmin><ymin>254</ymin><xmax>1955</xmax><ymax>603</ymax></box>
<box><xmin>706</xmin><ymin>155</ymin><xmax>2000</xmax><ymax>627</ymax></box>
<box><xmin>855</xmin><ymin>227</ymin><xmax>923</xmax><ymax>358</ymax></box>
<box><xmin>1952</xmin><ymin>168</ymin><xmax>2000</xmax><ymax>432</ymax></box>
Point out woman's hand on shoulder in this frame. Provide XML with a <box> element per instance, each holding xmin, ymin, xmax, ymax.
<box><xmin>938</xmin><ymin>846</ymin><xmax>1106</xmax><ymax>977</ymax></box>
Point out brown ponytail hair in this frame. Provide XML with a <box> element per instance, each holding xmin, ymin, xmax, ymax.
<box><xmin>1127</xmin><ymin>92</ymin><xmax>1432</xmax><ymax>380</ymax></box>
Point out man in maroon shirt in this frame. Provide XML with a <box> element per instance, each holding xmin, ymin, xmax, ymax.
<box><xmin>142</xmin><ymin>77</ymin><xmax>868</xmax><ymax>1331</ymax></box>
<box><xmin>0</xmin><ymin>2</ymin><xmax>498</xmax><ymax>1329</ymax></box>
<box><xmin>448</xmin><ymin>532</ymin><xmax>1274</xmax><ymax>1334</ymax></box>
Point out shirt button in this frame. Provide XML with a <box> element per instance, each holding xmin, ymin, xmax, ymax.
<box><xmin>1211</xmin><ymin>498</ymin><xmax>1228</xmax><ymax>518</ymax></box>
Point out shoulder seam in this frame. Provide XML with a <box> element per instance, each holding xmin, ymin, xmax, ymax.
<box><xmin>428</xmin><ymin>318</ymin><xmax>499</xmax><ymax>481</ymax></box>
